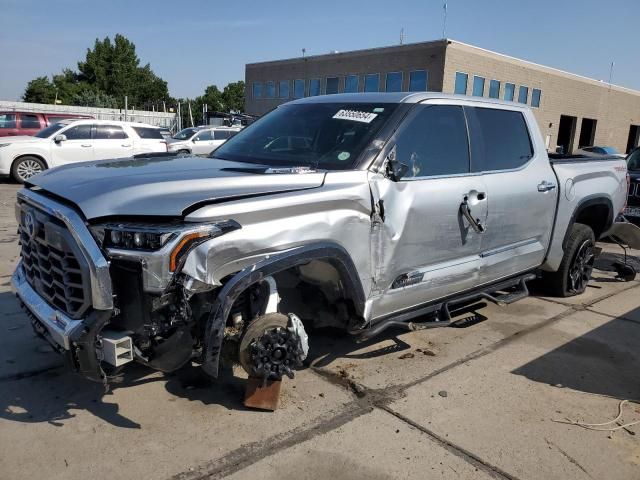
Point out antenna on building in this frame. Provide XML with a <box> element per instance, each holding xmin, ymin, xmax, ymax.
<box><xmin>608</xmin><ymin>61</ymin><xmax>615</xmax><ymax>89</ymax></box>
<box><xmin>400</xmin><ymin>28</ymin><xmax>405</xmax><ymax>45</ymax></box>
<box><xmin>442</xmin><ymin>1</ymin><xmax>448</xmax><ymax>39</ymax></box>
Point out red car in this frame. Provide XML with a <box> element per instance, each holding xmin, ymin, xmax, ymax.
<box><xmin>0</xmin><ymin>111</ymin><xmax>93</xmax><ymax>137</ymax></box>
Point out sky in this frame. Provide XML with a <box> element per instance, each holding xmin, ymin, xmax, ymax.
<box><xmin>0</xmin><ymin>0</ymin><xmax>638</xmax><ymax>101</ymax></box>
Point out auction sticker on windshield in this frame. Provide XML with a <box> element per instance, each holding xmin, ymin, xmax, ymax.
<box><xmin>333</xmin><ymin>109</ymin><xmax>378</xmax><ymax>123</ymax></box>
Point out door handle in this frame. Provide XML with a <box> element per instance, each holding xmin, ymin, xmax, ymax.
<box><xmin>81</xmin><ymin>144</ymin><xmax>92</xmax><ymax>148</ymax></box>
<box><xmin>121</xmin><ymin>144</ymin><xmax>131</xmax><ymax>147</ymax></box>
<box><xmin>460</xmin><ymin>198</ymin><xmax>486</xmax><ymax>234</ymax></box>
<box><xmin>537</xmin><ymin>181</ymin><xmax>556</xmax><ymax>192</ymax></box>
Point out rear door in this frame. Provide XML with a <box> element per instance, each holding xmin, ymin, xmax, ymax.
<box><xmin>18</xmin><ymin>113</ymin><xmax>44</xmax><ymax>135</ymax></box>
<box><xmin>93</xmin><ymin>124</ymin><xmax>133</xmax><ymax>160</ymax></box>
<box><xmin>465</xmin><ymin>105</ymin><xmax>558</xmax><ymax>281</ymax></box>
<box><xmin>50</xmin><ymin>123</ymin><xmax>94</xmax><ymax>166</ymax></box>
<box><xmin>212</xmin><ymin>129</ymin><xmax>231</xmax><ymax>150</ymax></box>
<box><xmin>369</xmin><ymin>103</ymin><xmax>488</xmax><ymax>319</ymax></box>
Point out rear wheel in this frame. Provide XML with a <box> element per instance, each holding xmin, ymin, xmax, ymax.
<box><xmin>11</xmin><ymin>156</ymin><xmax>46</xmax><ymax>183</ymax></box>
<box><xmin>544</xmin><ymin>223</ymin><xmax>596</xmax><ymax>297</ymax></box>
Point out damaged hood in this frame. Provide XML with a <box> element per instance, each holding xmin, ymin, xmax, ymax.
<box><xmin>27</xmin><ymin>155</ymin><xmax>326</xmax><ymax>219</ymax></box>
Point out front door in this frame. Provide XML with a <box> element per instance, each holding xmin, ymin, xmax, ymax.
<box><xmin>93</xmin><ymin>124</ymin><xmax>133</xmax><ymax>160</ymax></box>
<box><xmin>192</xmin><ymin>130</ymin><xmax>215</xmax><ymax>155</ymax></box>
<box><xmin>50</xmin><ymin>124</ymin><xmax>93</xmax><ymax>166</ymax></box>
<box><xmin>464</xmin><ymin>105</ymin><xmax>558</xmax><ymax>282</ymax></box>
<box><xmin>368</xmin><ymin>104</ymin><xmax>488</xmax><ymax>320</ymax></box>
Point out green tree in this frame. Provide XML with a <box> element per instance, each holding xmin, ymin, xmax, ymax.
<box><xmin>22</xmin><ymin>76</ymin><xmax>57</xmax><ymax>103</ymax></box>
<box><xmin>221</xmin><ymin>81</ymin><xmax>245</xmax><ymax>112</ymax></box>
<box><xmin>72</xmin><ymin>89</ymin><xmax>119</xmax><ymax>108</ymax></box>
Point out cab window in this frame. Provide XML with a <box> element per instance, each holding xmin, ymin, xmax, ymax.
<box><xmin>195</xmin><ymin>130</ymin><xmax>213</xmax><ymax>141</ymax></box>
<box><xmin>63</xmin><ymin>125</ymin><xmax>92</xmax><ymax>140</ymax></box>
<box><xmin>0</xmin><ymin>114</ymin><xmax>16</xmax><ymax>129</ymax></box>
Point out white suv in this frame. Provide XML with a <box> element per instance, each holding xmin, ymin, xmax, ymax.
<box><xmin>167</xmin><ymin>126</ymin><xmax>241</xmax><ymax>156</ymax></box>
<box><xmin>0</xmin><ymin>119</ymin><xmax>168</xmax><ymax>183</ymax></box>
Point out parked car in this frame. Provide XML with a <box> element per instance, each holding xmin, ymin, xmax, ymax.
<box><xmin>0</xmin><ymin>119</ymin><xmax>167</xmax><ymax>183</ymax></box>
<box><xmin>575</xmin><ymin>145</ymin><xmax>626</xmax><ymax>158</ymax></box>
<box><xmin>625</xmin><ymin>148</ymin><xmax>640</xmax><ymax>222</ymax></box>
<box><xmin>11</xmin><ymin>93</ymin><xmax>635</xmax><ymax>393</ymax></box>
<box><xmin>0</xmin><ymin>111</ymin><xmax>93</xmax><ymax>137</ymax></box>
<box><xmin>167</xmin><ymin>126</ymin><xmax>241</xmax><ymax>155</ymax></box>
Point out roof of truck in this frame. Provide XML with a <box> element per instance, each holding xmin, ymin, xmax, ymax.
<box><xmin>288</xmin><ymin>92</ymin><xmax>525</xmax><ymax>108</ymax></box>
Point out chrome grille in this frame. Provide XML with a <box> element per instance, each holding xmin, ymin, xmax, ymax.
<box><xmin>18</xmin><ymin>206</ymin><xmax>92</xmax><ymax>319</ymax></box>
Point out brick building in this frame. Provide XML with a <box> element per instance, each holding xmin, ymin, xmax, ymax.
<box><xmin>245</xmin><ymin>39</ymin><xmax>640</xmax><ymax>154</ymax></box>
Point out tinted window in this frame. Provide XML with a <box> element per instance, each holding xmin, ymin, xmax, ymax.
<box><xmin>294</xmin><ymin>79</ymin><xmax>305</xmax><ymax>98</ymax></box>
<box><xmin>253</xmin><ymin>82</ymin><xmax>262</xmax><ymax>99</ymax></box>
<box><xmin>63</xmin><ymin>125</ymin><xmax>92</xmax><ymax>140</ymax></box>
<box><xmin>21</xmin><ymin>114</ymin><xmax>41</xmax><ymax>128</ymax></box>
<box><xmin>213</xmin><ymin>130</ymin><xmax>230</xmax><ymax>140</ymax></box>
<box><xmin>213</xmin><ymin>102</ymin><xmax>398</xmax><ymax>170</ymax></box>
<box><xmin>409</xmin><ymin>70</ymin><xmax>427</xmax><ymax>91</ymax></box>
<box><xmin>133</xmin><ymin>127</ymin><xmax>164</xmax><ymax>139</ymax></box>
<box><xmin>466</xmin><ymin>107</ymin><xmax>533</xmax><ymax>172</ymax></box>
<box><xmin>504</xmin><ymin>83</ymin><xmax>515</xmax><ymax>101</ymax></box>
<box><xmin>385</xmin><ymin>72</ymin><xmax>402</xmax><ymax>92</ymax></box>
<box><xmin>472</xmin><ymin>76</ymin><xmax>485</xmax><ymax>97</ymax></box>
<box><xmin>326</xmin><ymin>77</ymin><xmax>339</xmax><ymax>95</ymax></box>
<box><xmin>364</xmin><ymin>74</ymin><xmax>379</xmax><ymax>92</ymax></box>
<box><xmin>35</xmin><ymin>123</ymin><xmax>65</xmax><ymax>138</ymax></box>
<box><xmin>627</xmin><ymin>149</ymin><xmax>640</xmax><ymax>171</ymax></box>
<box><xmin>454</xmin><ymin>72</ymin><xmax>468</xmax><ymax>95</ymax></box>
<box><xmin>489</xmin><ymin>80</ymin><xmax>500</xmax><ymax>99</ymax></box>
<box><xmin>344</xmin><ymin>75</ymin><xmax>359</xmax><ymax>93</ymax></box>
<box><xmin>279</xmin><ymin>80</ymin><xmax>289</xmax><ymax>99</ymax></box>
<box><xmin>94</xmin><ymin>125</ymin><xmax>128</xmax><ymax>139</ymax></box>
<box><xmin>518</xmin><ymin>86</ymin><xmax>529</xmax><ymax>104</ymax></box>
<box><xmin>265</xmin><ymin>81</ymin><xmax>275</xmax><ymax>99</ymax></box>
<box><xmin>309</xmin><ymin>78</ymin><xmax>321</xmax><ymax>96</ymax></box>
<box><xmin>0</xmin><ymin>114</ymin><xmax>16</xmax><ymax>129</ymax></box>
<box><xmin>531</xmin><ymin>88</ymin><xmax>542</xmax><ymax>108</ymax></box>
<box><xmin>195</xmin><ymin>130</ymin><xmax>213</xmax><ymax>141</ymax></box>
<box><xmin>394</xmin><ymin>105</ymin><xmax>470</xmax><ymax>178</ymax></box>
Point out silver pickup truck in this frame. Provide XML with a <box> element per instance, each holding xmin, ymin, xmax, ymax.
<box><xmin>11</xmin><ymin>93</ymin><xmax>631</xmax><ymax>387</ymax></box>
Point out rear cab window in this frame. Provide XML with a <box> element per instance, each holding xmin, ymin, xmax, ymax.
<box><xmin>132</xmin><ymin>127</ymin><xmax>165</xmax><ymax>139</ymax></box>
<box><xmin>20</xmin><ymin>114</ymin><xmax>41</xmax><ymax>129</ymax></box>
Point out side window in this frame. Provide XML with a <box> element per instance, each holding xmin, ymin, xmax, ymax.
<box><xmin>213</xmin><ymin>130</ymin><xmax>230</xmax><ymax>140</ymax></box>
<box><xmin>195</xmin><ymin>130</ymin><xmax>213</xmax><ymax>141</ymax></box>
<box><xmin>94</xmin><ymin>125</ymin><xmax>128</xmax><ymax>139</ymax></box>
<box><xmin>0</xmin><ymin>114</ymin><xmax>17</xmax><ymax>129</ymax></box>
<box><xmin>466</xmin><ymin>107</ymin><xmax>533</xmax><ymax>172</ymax></box>
<box><xmin>394</xmin><ymin>105</ymin><xmax>470</xmax><ymax>179</ymax></box>
<box><xmin>63</xmin><ymin>125</ymin><xmax>92</xmax><ymax>140</ymax></box>
<box><xmin>21</xmin><ymin>114</ymin><xmax>41</xmax><ymax>128</ymax></box>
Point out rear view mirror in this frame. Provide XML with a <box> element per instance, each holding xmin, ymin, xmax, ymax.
<box><xmin>54</xmin><ymin>134</ymin><xmax>67</xmax><ymax>143</ymax></box>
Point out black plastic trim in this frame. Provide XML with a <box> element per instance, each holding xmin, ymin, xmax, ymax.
<box><xmin>563</xmin><ymin>195</ymin><xmax>614</xmax><ymax>247</ymax></box>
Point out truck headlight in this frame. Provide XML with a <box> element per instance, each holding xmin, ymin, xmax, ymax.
<box><xmin>91</xmin><ymin>221</ymin><xmax>241</xmax><ymax>272</ymax></box>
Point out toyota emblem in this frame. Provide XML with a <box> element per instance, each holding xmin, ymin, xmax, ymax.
<box><xmin>23</xmin><ymin>211</ymin><xmax>35</xmax><ymax>237</ymax></box>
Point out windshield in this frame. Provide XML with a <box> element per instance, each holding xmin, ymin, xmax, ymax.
<box><xmin>628</xmin><ymin>149</ymin><xmax>640</xmax><ymax>171</ymax></box>
<box><xmin>35</xmin><ymin>123</ymin><xmax>66</xmax><ymax>138</ymax></box>
<box><xmin>172</xmin><ymin>128</ymin><xmax>199</xmax><ymax>140</ymax></box>
<box><xmin>211</xmin><ymin>103</ymin><xmax>398</xmax><ymax>170</ymax></box>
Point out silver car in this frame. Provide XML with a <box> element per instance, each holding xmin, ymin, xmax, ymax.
<box><xmin>167</xmin><ymin>126</ymin><xmax>241</xmax><ymax>156</ymax></box>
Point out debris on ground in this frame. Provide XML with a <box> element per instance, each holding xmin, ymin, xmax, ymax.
<box><xmin>398</xmin><ymin>352</ymin><xmax>415</xmax><ymax>359</ymax></box>
<box><xmin>438</xmin><ymin>390</ymin><xmax>448</xmax><ymax>398</ymax></box>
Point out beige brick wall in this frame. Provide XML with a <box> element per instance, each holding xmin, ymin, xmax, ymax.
<box><xmin>443</xmin><ymin>41</ymin><xmax>640</xmax><ymax>153</ymax></box>
<box><xmin>245</xmin><ymin>41</ymin><xmax>447</xmax><ymax>116</ymax></box>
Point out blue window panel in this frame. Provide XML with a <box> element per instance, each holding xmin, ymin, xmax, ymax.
<box><xmin>472</xmin><ymin>76</ymin><xmax>485</xmax><ymax>97</ymax></box>
<box><xmin>309</xmin><ymin>78</ymin><xmax>321</xmax><ymax>96</ymax></box>
<box><xmin>409</xmin><ymin>70</ymin><xmax>428</xmax><ymax>91</ymax></box>
<box><xmin>344</xmin><ymin>75</ymin><xmax>359</xmax><ymax>93</ymax></box>
<box><xmin>531</xmin><ymin>88</ymin><xmax>542</xmax><ymax>108</ymax></box>
<box><xmin>385</xmin><ymin>72</ymin><xmax>403</xmax><ymax>92</ymax></box>
<box><xmin>504</xmin><ymin>83</ymin><xmax>515</xmax><ymax>101</ymax></box>
<box><xmin>364</xmin><ymin>73</ymin><xmax>380</xmax><ymax>92</ymax></box>
<box><xmin>518</xmin><ymin>86</ymin><xmax>529</xmax><ymax>104</ymax></box>
<box><xmin>252</xmin><ymin>82</ymin><xmax>262</xmax><ymax>99</ymax></box>
<box><xmin>326</xmin><ymin>77</ymin><xmax>340</xmax><ymax>94</ymax></box>
<box><xmin>454</xmin><ymin>72</ymin><xmax>468</xmax><ymax>94</ymax></box>
<box><xmin>489</xmin><ymin>79</ymin><xmax>500</xmax><ymax>99</ymax></box>
<box><xmin>293</xmin><ymin>79</ymin><xmax>305</xmax><ymax>98</ymax></box>
<box><xmin>265</xmin><ymin>81</ymin><xmax>275</xmax><ymax>99</ymax></box>
<box><xmin>278</xmin><ymin>80</ymin><xmax>289</xmax><ymax>99</ymax></box>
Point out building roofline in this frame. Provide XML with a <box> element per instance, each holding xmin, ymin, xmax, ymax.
<box><xmin>447</xmin><ymin>39</ymin><xmax>640</xmax><ymax>97</ymax></box>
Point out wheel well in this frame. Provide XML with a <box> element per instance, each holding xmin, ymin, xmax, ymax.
<box><xmin>574</xmin><ymin>202</ymin><xmax>612</xmax><ymax>240</ymax></box>
<box><xmin>12</xmin><ymin>154</ymin><xmax>49</xmax><ymax>169</ymax></box>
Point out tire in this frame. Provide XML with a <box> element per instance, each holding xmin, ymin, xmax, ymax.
<box><xmin>544</xmin><ymin>223</ymin><xmax>596</xmax><ymax>297</ymax></box>
<box><xmin>11</xmin><ymin>156</ymin><xmax>46</xmax><ymax>183</ymax></box>
<box><xmin>176</xmin><ymin>150</ymin><xmax>190</xmax><ymax>156</ymax></box>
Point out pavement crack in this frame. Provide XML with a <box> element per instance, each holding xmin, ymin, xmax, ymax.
<box><xmin>379</xmin><ymin>405</ymin><xmax>521</xmax><ymax>480</ymax></box>
<box><xmin>544</xmin><ymin>438</ymin><xmax>594</xmax><ymax>479</ymax></box>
